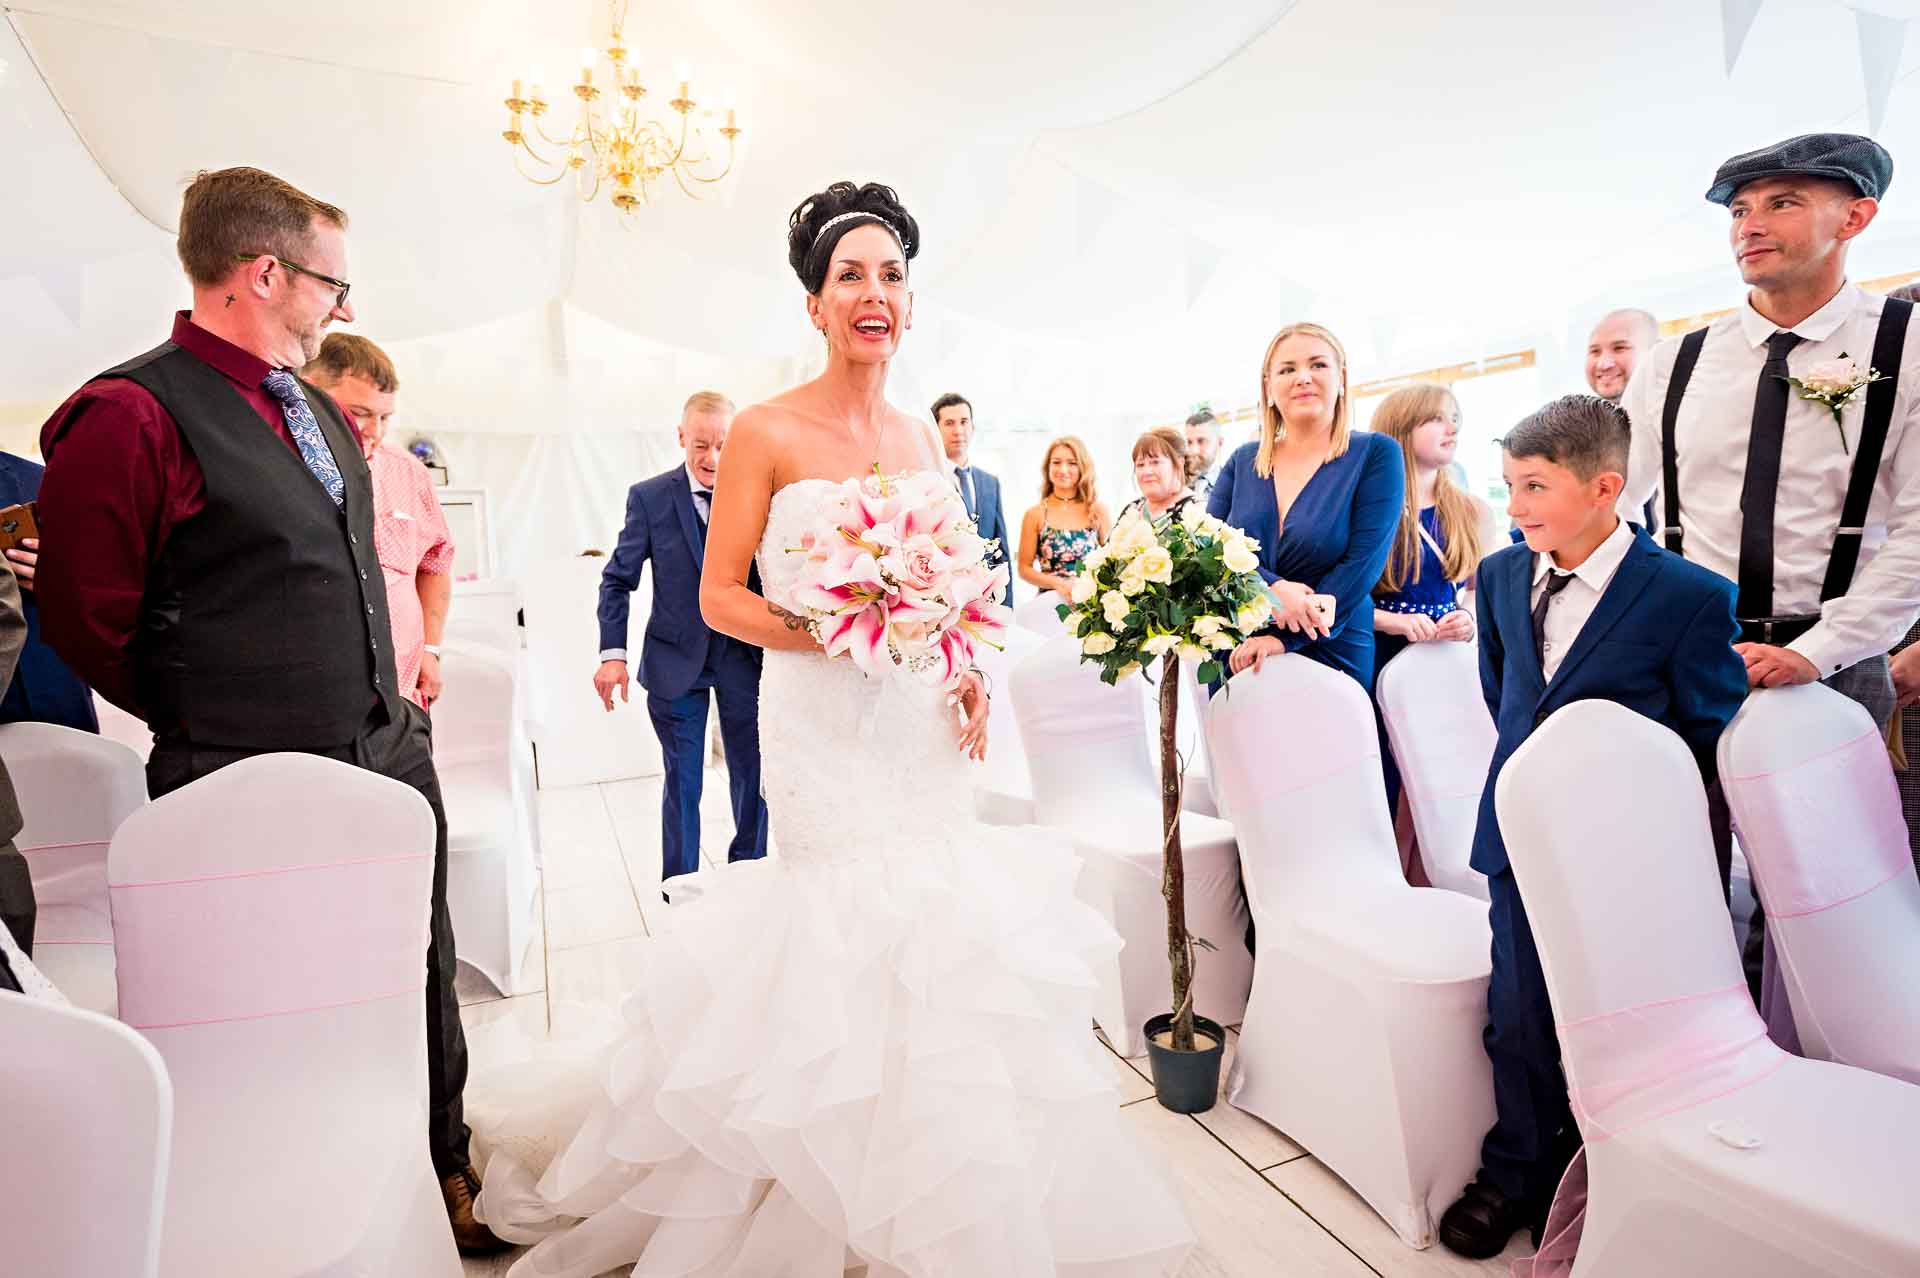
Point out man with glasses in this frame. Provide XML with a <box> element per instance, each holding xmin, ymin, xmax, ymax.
<box><xmin>33</xmin><ymin>166</ymin><xmax>506</xmax><ymax>1254</ymax></box>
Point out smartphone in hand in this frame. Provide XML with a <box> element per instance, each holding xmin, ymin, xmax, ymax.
<box><xmin>0</xmin><ymin>502</ymin><xmax>38</xmax><ymax>553</ymax></box>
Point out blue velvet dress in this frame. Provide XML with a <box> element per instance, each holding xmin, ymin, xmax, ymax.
<box><xmin>1206</xmin><ymin>433</ymin><xmax>1405</xmax><ymax>688</ymax></box>
<box><xmin>1371</xmin><ymin>505</ymin><xmax>1464</xmax><ymax>683</ymax></box>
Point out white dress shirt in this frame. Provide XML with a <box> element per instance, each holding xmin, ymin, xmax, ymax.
<box><xmin>598</xmin><ymin>465</ymin><xmax>713</xmax><ymax>665</ymax></box>
<box><xmin>950</xmin><ymin>461</ymin><xmax>977</xmax><ymax>515</ymax></box>
<box><xmin>1620</xmin><ymin>283</ymin><xmax>1920</xmax><ymax>675</ymax></box>
<box><xmin>1533</xmin><ymin>517</ymin><xmax>1636</xmax><ymax>681</ymax></box>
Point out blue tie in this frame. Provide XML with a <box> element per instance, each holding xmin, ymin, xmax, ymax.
<box><xmin>261</xmin><ymin>369</ymin><xmax>346</xmax><ymax>508</ymax></box>
<box><xmin>955</xmin><ymin>466</ymin><xmax>976</xmax><ymax>518</ymax></box>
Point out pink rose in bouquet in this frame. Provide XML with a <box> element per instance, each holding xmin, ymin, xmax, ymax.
<box><xmin>788</xmin><ymin>470</ymin><xmax>1012</xmax><ymax>689</ymax></box>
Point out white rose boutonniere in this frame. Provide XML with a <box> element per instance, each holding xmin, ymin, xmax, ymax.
<box><xmin>1783</xmin><ymin>353</ymin><xmax>1885</xmax><ymax>454</ymax></box>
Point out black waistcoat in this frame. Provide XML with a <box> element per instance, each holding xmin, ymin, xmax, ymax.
<box><xmin>99</xmin><ymin>343</ymin><xmax>399</xmax><ymax>748</ymax></box>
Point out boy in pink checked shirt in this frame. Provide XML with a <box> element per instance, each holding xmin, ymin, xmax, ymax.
<box><xmin>303</xmin><ymin>334</ymin><xmax>454</xmax><ymax>709</ymax></box>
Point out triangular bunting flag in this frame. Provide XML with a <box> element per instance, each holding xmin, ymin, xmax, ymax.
<box><xmin>1184</xmin><ymin>236</ymin><xmax>1223</xmax><ymax>310</ymax></box>
<box><xmin>36</xmin><ymin>266</ymin><xmax>84</xmax><ymax>329</ymax></box>
<box><xmin>1857</xmin><ymin>9</ymin><xmax>1909</xmax><ymax>136</ymax></box>
<box><xmin>1722</xmin><ymin>0</ymin><xmax>1765</xmax><ymax>74</ymax></box>
<box><xmin>1072</xmin><ymin>170</ymin><xmax>1117</xmax><ymax>254</ymax></box>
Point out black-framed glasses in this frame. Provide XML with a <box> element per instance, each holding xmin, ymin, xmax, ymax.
<box><xmin>236</xmin><ymin>252</ymin><xmax>351</xmax><ymax>309</ymax></box>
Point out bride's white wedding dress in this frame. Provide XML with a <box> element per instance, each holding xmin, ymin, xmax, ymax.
<box><xmin>478</xmin><ymin>474</ymin><xmax>1194</xmax><ymax>1277</ymax></box>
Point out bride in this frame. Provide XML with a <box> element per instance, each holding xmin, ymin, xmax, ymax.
<box><xmin>476</xmin><ymin>181</ymin><xmax>1194</xmax><ymax>1277</ymax></box>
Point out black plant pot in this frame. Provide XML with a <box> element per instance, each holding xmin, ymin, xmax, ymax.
<box><xmin>1142</xmin><ymin>1012</ymin><xmax>1226</xmax><ymax>1114</ymax></box>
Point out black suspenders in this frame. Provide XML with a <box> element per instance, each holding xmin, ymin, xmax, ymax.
<box><xmin>1660</xmin><ymin>327</ymin><xmax>1710</xmax><ymax>556</ymax></box>
<box><xmin>1657</xmin><ymin>296</ymin><xmax>1911</xmax><ymax>603</ymax></box>
<box><xmin>1822</xmin><ymin>297</ymin><xmax>1912</xmax><ymax>600</ymax></box>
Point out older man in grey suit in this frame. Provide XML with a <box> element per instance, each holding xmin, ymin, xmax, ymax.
<box><xmin>0</xmin><ymin>563</ymin><xmax>33</xmax><ymax>982</ymax></box>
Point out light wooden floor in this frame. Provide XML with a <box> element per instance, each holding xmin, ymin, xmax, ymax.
<box><xmin>458</xmin><ymin>772</ymin><xmax>1529</xmax><ymax>1277</ymax></box>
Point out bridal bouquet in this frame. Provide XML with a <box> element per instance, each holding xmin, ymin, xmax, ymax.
<box><xmin>788</xmin><ymin>470</ymin><xmax>1012</xmax><ymax>690</ymax></box>
<box><xmin>1057</xmin><ymin>504</ymin><xmax>1274</xmax><ymax>687</ymax></box>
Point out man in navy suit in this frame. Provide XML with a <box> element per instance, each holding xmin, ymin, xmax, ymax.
<box><xmin>1438</xmin><ymin>395</ymin><xmax>1747</xmax><ymax>1258</ymax></box>
<box><xmin>593</xmin><ymin>391</ymin><xmax>767</xmax><ymax>885</ymax></box>
<box><xmin>932</xmin><ymin>393</ymin><xmax>1013</xmax><ymax>606</ymax></box>
<box><xmin>0</xmin><ymin>451</ymin><xmax>98</xmax><ymax>732</ymax></box>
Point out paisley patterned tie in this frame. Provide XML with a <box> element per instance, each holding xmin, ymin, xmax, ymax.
<box><xmin>261</xmin><ymin>369</ymin><xmax>346</xmax><ymax>507</ymax></box>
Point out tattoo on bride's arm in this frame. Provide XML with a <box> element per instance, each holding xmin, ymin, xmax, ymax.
<box><xmin>767</xmin><ymin>602</ymin><xmax>812</xmax><ymax>632</ymax></box>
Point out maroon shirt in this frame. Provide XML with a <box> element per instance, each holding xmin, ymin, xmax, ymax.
<box><xmin>36</xmin><ymin>313</ymin><xmax>351</xmax><ymax>714</ymax></box>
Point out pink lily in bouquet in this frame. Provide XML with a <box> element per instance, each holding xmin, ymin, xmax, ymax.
<box><xmin>788</xmin><ymin>470</ymin><xmax>1013</xmax><ymax>689</ymax></box>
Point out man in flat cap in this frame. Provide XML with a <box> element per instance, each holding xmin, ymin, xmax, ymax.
<box><xmin>1619</xmin><ymin>132</ymin><xmax>1920</xmax><ymax>999</ymax></box>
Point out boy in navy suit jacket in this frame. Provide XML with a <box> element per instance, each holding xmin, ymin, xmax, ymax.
<box><xmin>1439</xmin><ymin>395</ymin><xmax>1747</xmax><ymax>1258</ymax></box>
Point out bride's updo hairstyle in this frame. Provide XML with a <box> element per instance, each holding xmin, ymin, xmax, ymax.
<box><xmin>787</xmin><ymin>181</ymin><xmax>920</xmax><ymax>295</ymax></box>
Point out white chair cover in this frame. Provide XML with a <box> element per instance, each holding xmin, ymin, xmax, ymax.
<box><xmin>1718</xmin><ymin>682</ymin><xmax>1920</xmax><ymax>1084</ymax></box>
<box><xmin>1014</xmin><ymin>592</ymin><xmax>1068</xmax><ymax>637</ymax></box>
<box><xmin>92</xmin><ymin>693</ymin><xmax>154</xmax><ymax>761</ymax></box>
<box><xmin>433</xmin><ymin>641</ymin><xmax>543</xmax><ymax>996</ymax></box>
<box><xmin>1204</xmin><ymin>656</ymin><xmax>1492</xmax><ymax>1249</ymax></box>
<box><xmin>1375</xmin><ymin>640</ymin><xmax>1493</xmax><ymax>900</ymax></box>
<box><xmin>447</xmin><ymin>576</ymin><xmax>522</xmax><ymax>656</ymax></box>
<box><xmin>1498</xmin><ymin>701</ymin><xmax>1920</xmax><ymax>1277</ymax></box>
<box><xmin>0</xmin><ymin>721</ymin><xmax>147</xmax><ymax>1015</ymax></box>
<box><xmin>1134</xmin><ymin>660</ymin><xmax>1221</xmax><ymax>819</ymax></box>
<box><xmin>972</xmin><ymin>623</ymin><xmax>1044</xmax><ymax>825</ymax></box>
<box><xmin>522</xmin><ymin>553</ymin><xmax>663</xmax><ymax>786</ymax></box>
<box><xmin>1011</xmin><ymin>638</ymin><xmax>1251</xmax><ymax>1057</ymax></box>
<box><xmin>1</xmin><ymin>995</ymin><xmax>171</xmax><ymax>1278</ymax></box>
<box><xmin>110</xmin><ymin>752</ymin><xmax>461</xmax><ymax>1278</ymax></box>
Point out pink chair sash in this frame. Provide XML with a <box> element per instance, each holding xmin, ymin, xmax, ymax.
<box><xmin>1019</xmin><ymin>684</ymin><xmax>1141</xmax><ymax>753</ymax></box>
<box><xmin>19</xmin><ymin>840</ymin><xmax>112</xmax><ymax>944</ymax></box>
<box><xmin>1559</xmin><ymin>983</ymin><xmax>1783</xmax><ymax>1141</ymax></box>
<box><xmin>1209</xmin><ymin>713</ymin><xmax>1377</xmax><ymax>813</ymax></box>
<box><xmin>1381</xmin><ymin>704</ymin><xmax>1493</xmax><ymax>803</ymax></box>
<box><xmin>1513</xmin><ymin>985</ymin><xmax>1785</xmax><ymax>1276</ymax></box>
<box><xmin>110</xmin><ymin>853</ymin><xmax>431</xmax><ymax>1030</ymax></box>
<box><xmin>1723</xmin><ymin>727</ymin><xmax>1910</xmax><ymax>918</ymax></box>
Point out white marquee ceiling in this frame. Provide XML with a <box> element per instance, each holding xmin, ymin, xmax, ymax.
<box><xmin>5</xmin><ymin>0</ymin><xmax>1920</xmax><ymax>419</ymax></box>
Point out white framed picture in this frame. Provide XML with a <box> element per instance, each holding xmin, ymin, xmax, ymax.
<box><xmin>434</xmin><ymin>487</ymin><xmax>495</xmax><ymax>582</ymax></box>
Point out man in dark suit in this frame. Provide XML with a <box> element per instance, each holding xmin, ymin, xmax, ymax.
<box><xmin>1439</xmin><ymin>395</ymin><xmax>1747</xmax><ymax>1258</ymax></box>
<box><xmin>932</xmin><ymin>392</ymin><xmax>1013</xmax><ymax>605</ymax></box>
<box><xmin>594</xmin><ymin>391</ymin><xmax>767</xmax><ymax>885</ymax></box>
<box><xmin>0</xmin><ymin>451</ymin><xmax>99</xmax><ymax>732</ymax></box>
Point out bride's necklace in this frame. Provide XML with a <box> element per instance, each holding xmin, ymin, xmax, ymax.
<box><xmin>848</xmin><ymin>415</ymin><xmax>888</xmax><ymax>471</ymax></box>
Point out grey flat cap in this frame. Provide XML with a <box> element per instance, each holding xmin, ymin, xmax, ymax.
<box><xmin>1706</xmin><ymin>132</ymin><xmax>1893</xmax><ymax>205</ymax></box>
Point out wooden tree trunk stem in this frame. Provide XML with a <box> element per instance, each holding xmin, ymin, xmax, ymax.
<box><xmin>1160</xmin><ymin>653</ymin><xmax>1196</xmax><ymax>1052</ymax></box>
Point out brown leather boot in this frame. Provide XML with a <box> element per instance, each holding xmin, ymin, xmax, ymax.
<box><xmin>441</xmin><ymin>1164</ymin><xmax>510</xmax><ymax>1255</ymax></box>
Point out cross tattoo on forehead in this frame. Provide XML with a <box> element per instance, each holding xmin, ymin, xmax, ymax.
<box><xmin>225</xmin><ymin>294</ymin><xmax>235</xmax><ymax>307</ymax></box>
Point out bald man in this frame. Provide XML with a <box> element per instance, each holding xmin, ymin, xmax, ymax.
<box><xmin>1584</xmin><ymin>308</ymin><xmax>1660</xmax><ymax>403</ymax></box>
<box><xmin>1587</xmin><ymin>308</ymin><xmax>1661</xmax><ymax>530</ymax></box>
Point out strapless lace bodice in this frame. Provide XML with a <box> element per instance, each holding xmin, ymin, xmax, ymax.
<box><xmin>752</xmin><ymin>475</ymin><xmax>975</xmax><ymax>862</ymax></box>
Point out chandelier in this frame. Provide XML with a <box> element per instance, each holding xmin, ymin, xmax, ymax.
<box><xmin>500</xmin><ymin>0</ymin><xmax>741</xmax><ymax>213</ymax></box>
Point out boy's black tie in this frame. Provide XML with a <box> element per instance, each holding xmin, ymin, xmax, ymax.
<box><xmin>1532</xmin><ymin>570</ymin><xmax>1576</xmax><ymax>662</ymax></box>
